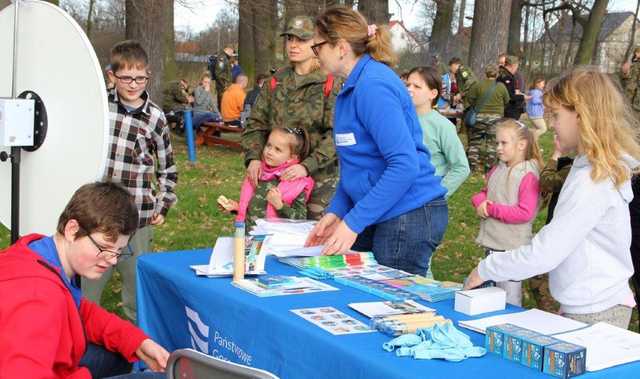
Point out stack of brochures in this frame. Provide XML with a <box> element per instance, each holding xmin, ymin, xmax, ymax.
<box><xmin>381</xmin><ymin>276</ymin><xmax>463</xmax><ymax>302</ymax></box>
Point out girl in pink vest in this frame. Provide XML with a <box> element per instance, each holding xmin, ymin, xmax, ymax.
<box><xmin>471</xmin><ymin>119</ymin><xmax>543</xmax><ymax>305</ymax></box>
<box><xmin>219</xmin><ymin>127</ymin><xmax>315</xmax><ymax>227</ymax></box>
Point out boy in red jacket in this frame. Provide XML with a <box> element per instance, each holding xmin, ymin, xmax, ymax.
<box><xmin>0</xmin><ymin>182</ymin><xmax>169</xmax><ymax>378</ymax></box>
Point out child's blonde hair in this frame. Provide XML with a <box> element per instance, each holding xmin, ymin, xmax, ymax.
<box><xmin>495</xmin><ymin>118</ymin><xmax>544</xmax><ymax>169</ymax></box>
<box><xmin>544</xmin><ymin>68</ymin><xmax>640</xmax><ymax>187</ymax></box>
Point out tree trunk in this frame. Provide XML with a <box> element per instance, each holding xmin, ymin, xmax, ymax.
<box><xmin>457</xmin><ymin>0</ymin><xmax>467</xmax><ymax>34</ymax></box>
<box><xmin>86</xmin><ymin>0</ymin><xmax>95</xmax><ymax>38</ymax></box>
<box><xmin>468</xmin><ymin>0</ymin><xmax>512</xmax><ymax>76</ymax></box>
<box><xmin>239</xmin><ymin>0</ymin><xmax>256</xmax><ymax>81</ymax></box>
<box><xmin>125</xmin><ymin>0</ymin><xmax>172</xmax><ymax>100</ymax></box>
<box><xmin>430</xmin><ymin>0</ymin><xmax>455</xmax><ymax>61</ymax></box>
<box><xmin>163</xmin><ymin>0</ymin><xmax>176</xmax><ymax>84</ymax></box>
<box><xmin>358</xmin><ymin>0</ymin><xmax>390</xmax><ymax>24</ymax></box>
<box><xmin>252</xmin><ymin>0</ymin><xmax>277</xmax><ymax>78</ymax></box>
<box><xmin>522</xmin><ymin>2</ymin><xmax>530</xmax><ymax>68</ymax></box>
<box><xmin>625</xmin><ymin>0</ymin><xmax>640</xmax><ymax>61</ymax></box>
<box><xmin>573</xmin><ymin>0</ymin><xmax>609</xmax><ymax>65</ymax></box>
<box><xmin>507</xmin><ymin>0</ymin><xmax>522</xmax><ymax>55</ymax></box>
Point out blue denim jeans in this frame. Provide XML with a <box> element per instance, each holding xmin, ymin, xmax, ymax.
<box><xmin>352</xmin><ymin>198</ymin><xmax>448</xmax><ymax>275</ymax></box>
<box><xmin>192</xmin><ymin>111</ymin><xmax>221</xmax><ymax>128</ymax></box>
<box><xmin>79</xmin><ymin>343</ymin><xmax>164</xmax><ymax>379</ymax></box>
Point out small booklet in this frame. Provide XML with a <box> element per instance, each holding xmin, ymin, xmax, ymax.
<box><xmin>291</xmin><ymin>307</ymin><xmax>374</xmax><ymax>335</ymax></box>
<box><xmin>348</xmin><ymin>300</ymin><xmax>435</xmax><ymax>319</ymax></box>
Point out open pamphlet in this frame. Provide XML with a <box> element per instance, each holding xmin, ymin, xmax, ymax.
<box><xmin>553</xmin><ymin>322</ymin><xmax>640</xmax><ymax>371</ymax></box>
<box><xmin>291</xmin><ymin>307</ymin><xmax>374</xmax><ymax>335</ymax></box>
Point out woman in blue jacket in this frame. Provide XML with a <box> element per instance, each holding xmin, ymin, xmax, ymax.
<box><xmin>305</xmin><ymin>6</ymin><xmax>448</xmax><ymax>275</ymax></box>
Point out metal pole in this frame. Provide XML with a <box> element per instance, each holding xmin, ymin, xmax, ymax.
<box><xmin>10</xmin><ymin>0</ymin><xmax>21</xmax><ymax>243</ymax></box>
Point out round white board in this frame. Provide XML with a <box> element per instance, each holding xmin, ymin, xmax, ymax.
<box><xmin>0</xmin><ymin>0</ymin><xmax>109</xmax><ymax>236</ymax></box>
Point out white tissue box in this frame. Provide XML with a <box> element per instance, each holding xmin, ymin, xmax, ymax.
<box><xmin>454</xmin><ymin>287</ymin><xmax>506</xmax><ymax>316</ymax></box>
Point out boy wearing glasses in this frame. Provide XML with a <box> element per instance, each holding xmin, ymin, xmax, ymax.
<box><xmin>0</xmin><ymin>182</ymin><xmax>168</xmax><ymax>378</ymax></box>
<box><xmin>83</xmin><ymin>40</ymin><xmax>178</xmax><ymax>322</ymax></box>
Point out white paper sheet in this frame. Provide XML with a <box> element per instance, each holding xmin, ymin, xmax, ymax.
<box><xmin>458</xmin><ymin>309</ymin><xmax>586</xmax><ymax>335</ymax></box>
<box><xmin>268</xmin><ymin>245</ymin><xmax>324</xmax><ymax>257</ymax></box>
<box><xmin>348</xmin><ymin>300</ymin><xmax>434</xmax><ymax>318</ymax></box>
<box><xmin>554</xmin><ymin>322</ymin><xmax>640</xmax><ymax>371</ymax></box>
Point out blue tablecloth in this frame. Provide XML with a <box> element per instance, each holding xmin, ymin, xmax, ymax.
<box><xmin>137</xmin><ymin>249</ymin><xmax>640</xmax><ymax>379</ymax></box>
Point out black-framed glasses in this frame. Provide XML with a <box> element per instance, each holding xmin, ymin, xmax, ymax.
<box><xmin>114</xmin><ymin>74</ymin><xmax>149</xmax><ymax>84</ymax></box>
<box><xmin>86</xmin><ymin>232</ymin><xmax>133</xmax><ymax>260</ymax></box>
<box><xmin>311</xmin><ymin>41</ymin><xmax>328</xmax><ymax>57</ymax></box>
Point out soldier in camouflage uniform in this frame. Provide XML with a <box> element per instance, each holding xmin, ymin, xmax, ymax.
<box><xmin>449</xmin><ymin>57</ymin><xmax>477</xmax><ymax>146</ymax></box>
<box><xmin>162</xmin><ymin>79</ymin><xmax>192</xmax><ymax>113</ymax></box>
<box><xmin>210</xmin><ymin>46</ymin><xmax>236</xmax><ymax>109</ymax></box>
<box><xmin>622</xmin><ymin>47</ymin><xmax>640</xmax><ymax>115</ymax></box>
<box><xmin>243</xmin><ymin>16</ymin><xmax>339</xmax><ymax>220</ymax></box>
<box><xmin>465</xmin><ymin>64</ymin><xmax>510</xmax><ymax>173</ymax></box>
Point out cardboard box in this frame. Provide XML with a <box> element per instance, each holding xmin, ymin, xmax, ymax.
<box><xmin>485</xmin><ymin>323</ymin><xmax>522</xmax><ymax>355</ymax></box>
<box><xmin>543</xmin><ymin>341</ymin><xmax>587</xmax><ymax>378</ymax></box>
<box><xmin>521</xmin><ymin>334</ymin><xmax>560</xmax><ymax>370</ymax></box>
<box><xmin>502</xmin><ymin>327</ymin><xmax>540</xmax><ymax>363</ymax></box>
<box><xmin>454</xmin><ymin>287</ymin><xmax>506</xmax><ymax>316</ymax></box>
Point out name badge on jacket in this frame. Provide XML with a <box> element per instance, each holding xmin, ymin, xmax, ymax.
<box><xmin>335</xmin><ymin>132</ymin><xmax>357</xmax><ymax>146</ymax></box>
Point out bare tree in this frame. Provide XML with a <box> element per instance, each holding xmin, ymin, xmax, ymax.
<box><xmin>430</xmin><ymin>0</ymin><xmax>455</xmax><ymax>61</ymax></box>
<box><xmin>358</xmin><ymin>0</ymin><xmax>390</xmax><ymax>24</ymax></box>
<box><xmin>468</xmin><ymin>0</ymin><xmax>512</xmax><ymax>75</ymax></box>
<box><xmin>239</xmin><ymin>0</ymin><xmax>256</xmax><ymax>80</ymax></box>
<box><xmin>86</xmin><ymin>0</ymin><xmax>96</xmax><ymax>38</ymax></box>
<box><xmin>625</xmin><ymin>0</ymin><xmax>640</xmax><ymax>61</ymax></box>
<box><xmin>125</xmin><ymin>0</ymin><xmax>175</xmax><ymax>100</ymax></box>
<box><xmin>457</xmin><ymin>0</ymin><xmax>467</xmax><ymax>34</ymax></box>
<box><xmin>507</xmin><ymin>0</ymin><xmax>523</xmax><ymax>55</ymax></box>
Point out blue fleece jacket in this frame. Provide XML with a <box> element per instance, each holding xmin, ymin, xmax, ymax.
<box><xmin>327</xmin><ymin>54</ymin><xmax>447</xmax><ymax>233</ymax></box>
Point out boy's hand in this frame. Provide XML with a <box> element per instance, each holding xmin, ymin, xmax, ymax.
<box><xmin>150</xmin><ymin>214</ymin><xmax>165</xmax><ymax>225</ymax></box>
<box><xmin>266</xmin><ymin>188</ymin><xmax>283</xmax><ymax>209</ymax></box>
<box><xmin>136</xmin><ymin>339</ymin><xmax>169</xmax><ymax>372</ymax></box>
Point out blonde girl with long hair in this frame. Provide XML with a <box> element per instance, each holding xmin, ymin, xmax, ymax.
<box><xmin>465</xmin><ymin>68</ymin><xmax>640</xmax><ymax>329</ymax></box>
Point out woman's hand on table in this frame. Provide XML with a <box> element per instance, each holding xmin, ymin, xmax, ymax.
<box><xmin>320</xmin><ymin>221</ymin><xmax>357</xmax><ymax>256</ymax></box>
<box><xmin>305</xmin><ymin>213</ymin><xmax>340</xmax><ymax>247</ymax></box>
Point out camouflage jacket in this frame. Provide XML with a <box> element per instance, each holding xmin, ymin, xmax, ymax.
<box><xmin>213</xmin><ymin>52</ymin><xmax>233</xmax><ymax>93</ymax></box>
<box><xmin>455</xmin><ymin>65</ymin><xmax>478</xmax><ymax>107</ymax></box>
<box><xmin>245</xmin><ymin>178</ymin><xmax>307</xmax><ymax>228</ymax></box>
<box><xmin>623</xmin><ymin>60</ymin><xmax>640</xmax><ymax>111</ymax></box>
<box><xmin>242</xmin><ymin>66</ymin><xmax>340</xmax><ymax>180</ymax></box>
<box><xmin>162</xmin><ymin>80</ymin><xmax>190</xmax><ymax>112</ymax></box>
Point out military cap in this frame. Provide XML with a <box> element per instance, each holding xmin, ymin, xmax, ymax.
<box><xmin>281</xmin><ymin>15</ymin><xmax>315</xmax><ymax>40</ymax></box>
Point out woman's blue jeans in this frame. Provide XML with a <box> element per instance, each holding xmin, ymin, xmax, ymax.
<box><xmin>351</xmin><ymin>199</ymin><xmax>448</xmax><ymax>276</ymax></box>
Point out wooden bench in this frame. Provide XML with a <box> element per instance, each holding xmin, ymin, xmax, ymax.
<box><xmin>200</xmin><ymin>121</ymin><xmax>243</xmax><ymax>150</ymax></box>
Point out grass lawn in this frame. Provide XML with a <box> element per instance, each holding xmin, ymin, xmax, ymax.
<box><xmin>0</xmin><ymin>129</ymin><xmax>637</xmax><ymax>331</ymax></box>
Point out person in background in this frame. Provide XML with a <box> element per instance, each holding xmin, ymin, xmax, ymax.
<box><xmin>466</xmin><ymin>64</ymin><xmax>510</xmax><ymax>173</ymax></box>
<box><xmin>192</xmin><ymin>72</ymin><xmax>222</xmax><ymax>128</ymax></box>
<box><xmin>244</xmin><ymin>73</ymin><xmax>269</xmax><ymax>109</ymax></box>
<box><xmin>498</xmin><ymin>55</ymin><xmax>525</xmax><ymax>120</ymax></box>
<box><xmin>210</xmin><ymin>45</ymin><xmax>237</xmax><ymax>108</ymax></box>
<box><xmin>527</xmin><ymin>77</ymin><xmax>547</xmax><ymax>141</ymax></box>
<box><xmin>406</xmin><ymin>66</ymin><xmax>470</xmax><ymax>197</ymax></box>
<box><xmin>221</xmin><ymin>73</ymin><xmax>248</xmax><ymax>127</ymax></box>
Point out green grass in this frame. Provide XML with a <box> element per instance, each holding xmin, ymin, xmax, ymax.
<box><xmin>0</xmin><ymin>129</ymin><xmax>637</xmax><ymax>331</ymax></box>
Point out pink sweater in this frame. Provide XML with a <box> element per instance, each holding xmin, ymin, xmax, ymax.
<box><xmin>472</xmin><ymin>161</ymin><xmax>540</xmax><ymax>250</ymax></box>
